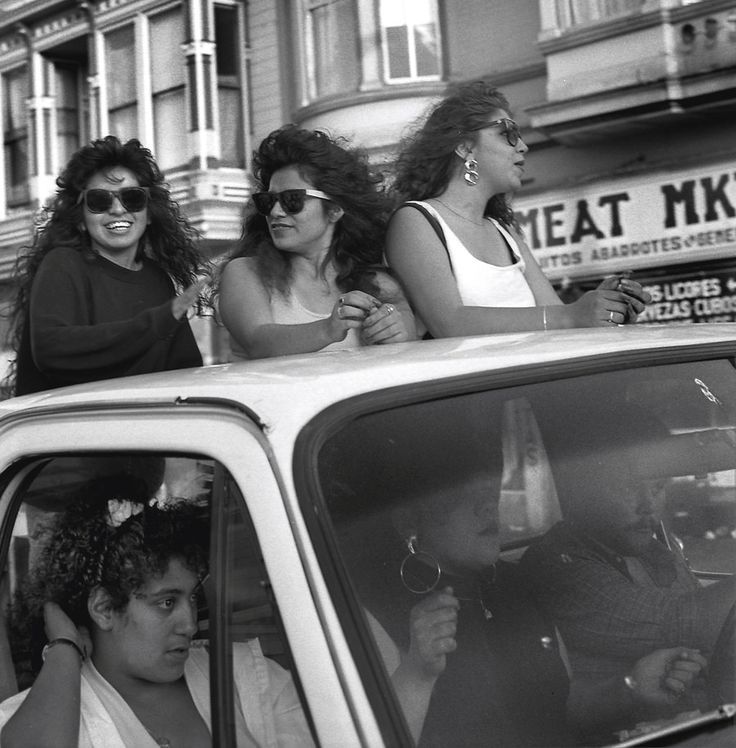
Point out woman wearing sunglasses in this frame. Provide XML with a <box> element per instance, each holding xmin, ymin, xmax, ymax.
<box><xmin>218</xmin><ymin>125</ymin><xmax>416</xmax><ymax>359</ymax></box>
<box><xmin>386</xmin><ymin>80</ymin><xmax>651</xmax><ymax>338</ymax></box>
<box><xmin>7</xmin><ymin>136</ymin><xmax>207</xmax><ymax>396</ymax></box>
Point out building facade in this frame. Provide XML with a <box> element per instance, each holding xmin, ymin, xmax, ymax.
<box><xmin>288</xmin><ymin>0</ymin><xmax>736</xmax><ymax>326</ymax></box>
<box><xmin>1</xmin><ymin>0</ymin><xmax>735</xmax><ymax>369</ymax></box>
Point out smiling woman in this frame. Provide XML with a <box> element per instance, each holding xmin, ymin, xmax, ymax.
<box><xmin>217</xmin><ymin>125</ymin><xmax>417</xmax><ymax>359</ymax></box>
<box><xmin>4</xmin><ymin>136</ymin><xmax>208</xmax><ymax>397</ymax></box>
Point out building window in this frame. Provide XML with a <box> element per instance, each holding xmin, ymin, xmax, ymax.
<box><xmin>304</xmin><ymin>0</ymin><xmax>360</xmax><ymax>99</ymax></box>
<box><xmin>553</xmin><ymin>0</ymin><xmax>653</xmax><ymax>31</ymax></box>
<box><xmin>215</xmin><ymin>3</ymin><xmax>245</xmax><ymax>168</ymax></box>
<box><xmin>379</xmin><ymin>0</ymin><xmax>441</xmax><ymax>83</ymax></box>
<box><xmin>105</xmin><ymin>24</ymin><xmax>137</xmax><ymax>140</ymax></box>
<box><xmin>2</xmin><ymin>67</ymin><xmax>29</xmax><ymax>208</ymax></box>
<box><xmin>54</xmin><ymin>62</ymin><xmax>89</xmax><ymax>169</ymax></box>
<box><xmin>150</xmin><ymin>8</ymin><xmax>187</xmax><ymax>170</ymax></box>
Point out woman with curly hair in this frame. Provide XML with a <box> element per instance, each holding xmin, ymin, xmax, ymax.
<box><xmin>386</xmin><ymin>80</ymin><xmax>650</xmax><ymax>338</ymax></box>
<box><xmin>0</xmin><ymin>475</ymin><xmax>313</xmax><ymax>747</ymax></box>
<box><xmin>8</xmin><ymin>136</ymin><xmax>207</xmax><ymax>397</ymax></box>
<box><xmin>219</xmin><ymin>125</ymin><xmax>416</xmax><ymax>359</ymax></box>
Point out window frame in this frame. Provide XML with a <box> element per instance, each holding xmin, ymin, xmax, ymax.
<box><xmin>1</xmin><ymin>65</ymin><xmax>30</xmax><ymax>209</ymax></box>
<box><xmin>294</xmin><ymin>338</ymin><xmax>736</xmax><ymax>746</ymax></box>
<box><xmin>0</xmin><ymin>401</ymin><xmax>368</xmax><ymax>745</ymax></box>
<box><xmin>214</xmin><ymin>1</ymin><xmax>248</xmax><ymax>168</ymax></box>
<box><xmin>299</xmin><ymin>0</ymin><xmax>361</xmax><ymax>101</ymax></box>
<box><xmin>378</xmin><ymin>0</ymin><xmax>442</xmax><ymax>84</ymax></box>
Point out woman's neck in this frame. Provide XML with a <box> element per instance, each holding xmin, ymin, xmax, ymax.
<box><xmin>288</xmin><ymin>248</ymin><xmax>333</xmax><ymax>279</ymax></box>
<box><xmin>434</xmin><ymin>183</ymin><xmax>491</xmax><ymax>223</ymax></box>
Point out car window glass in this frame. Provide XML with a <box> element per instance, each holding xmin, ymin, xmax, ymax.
<box><xmin>0</xmin><ymin>452</ymin><xmax>314</xmax><ymax>746</ymax></box>
<box><xmin>313</xmin><ymin>356</ymin><xmax>736</xmax><ymax>746</ymax></box>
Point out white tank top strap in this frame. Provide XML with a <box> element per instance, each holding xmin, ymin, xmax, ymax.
<box><xmin>489</xmin><ymin>218</ymin><xmax>523</xmax><ymax>263</ymax></box>
<box><xmin>405</xmin><ymin>200</ymin><xmax>536</xmax><ymax>308</ymax></box>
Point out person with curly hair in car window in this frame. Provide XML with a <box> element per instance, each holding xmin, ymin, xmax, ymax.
<box><xmin>0</xmin><ymin>475</ymin><xmax>313</xmax><ymax>748</ymax></box>
<box><xmin>5</xmin><ymin>136</ymin><xmax>208</xmax><ymax>398</ymax></box>
<box><xmin>218</xmin><ymin>124</ymin><xmax>416</xmax><ymax>359</ymax></box>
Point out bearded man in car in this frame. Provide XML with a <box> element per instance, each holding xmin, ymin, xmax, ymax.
<box><xmin>520</xmin><ymin>413</ymin><xmax>736</xmax><ymax>711</ymax></box>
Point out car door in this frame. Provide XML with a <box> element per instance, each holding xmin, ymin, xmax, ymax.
<box><xmin>298</xmin><ymin>345</ymin><xmax>736</xmax><ymax>747</ymax></box>
<box><xmin>0</xmin><ymin>400</ymin><xmax>382</xmax><ymax>747</ymax></box>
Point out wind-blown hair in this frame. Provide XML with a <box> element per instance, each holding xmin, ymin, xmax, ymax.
<box><xmin>227</xmin><ymin>124</ymin><xmax>392</xmax><ymax>297</ymax></box>
<box><xmin>392</xmin><ymin>80</ymin><xmax>516</xmax><ymax>228</ymax></box>
<box><xmin>14</xmin><ymin>475</ymin><xmax>208</xmax><ymax>654</ymax></box>
<box><xmin>3</xmin><ymin>136</ymin><xmax>205</xmax><ymax>396</ymax></box>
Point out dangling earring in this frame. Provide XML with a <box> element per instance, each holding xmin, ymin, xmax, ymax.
<box><xmin>463</xmin><ymin>155</ymin><xmax>479</xmax><ymax>186</ymax></box>
<box><xmin>400</xmin><ymin>534</ymin><xmax>441</xmax><ymax>594</ymax></box>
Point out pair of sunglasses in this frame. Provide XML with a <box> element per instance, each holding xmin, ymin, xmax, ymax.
<box><xmin>78</xmin><ymin>187</ymin><xmax>149</xmax><ymax>214</ymax></box>
<box><xmin>486</xmin><ymin>118</ymin><xmax>522</xmax><ymax>147</ymax></box>
<box><xmin>251</xmin><ymin>188</ymin><xmax>333</xmax><ymax>216</ymax></box>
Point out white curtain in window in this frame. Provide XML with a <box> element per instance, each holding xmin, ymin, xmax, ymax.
<box><xmin>150</xmin><ymin>9</ymin><xmax>186</xmax><ymax>169</ymax></box>
<box><xmin>306</xmin><ymin>0</ymin><xmax>359</xmax><ymax>98</ymax></box>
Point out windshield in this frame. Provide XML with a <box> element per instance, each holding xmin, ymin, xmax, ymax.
<box><xmin>313</xmin><ymin>356</ymin><xmax>736</xmax><ymax>746</ymax></box>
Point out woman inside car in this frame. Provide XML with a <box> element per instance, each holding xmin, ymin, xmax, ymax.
<box><xmin>0</xmin><ymin>475</ymin><xmax>313</xmax><ymax>748</ymax></box>
<box><xmin>218</xmin><ymin>125</ymin><xmax>416</xmax><ymax>359</ymax></box>
<box><xmin>326</xmin><ymin>401</ymin><xmax>706</xmax><ymax>746</ymax></box>
<box><xmin>386</xmin><ymin>80</ymin><xmax>650</xmax><ymax>337</ymax></box>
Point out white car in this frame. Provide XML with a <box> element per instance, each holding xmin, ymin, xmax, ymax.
<box><xmin>0</xmin><ymin>325</ymin><xmax>734</xmax><ymax>747</ymax></box>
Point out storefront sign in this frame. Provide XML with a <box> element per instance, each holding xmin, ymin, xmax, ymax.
<box><xmin>636</xmin><ymin>267</ymin><xmax>736</xmax><ymax>324</ymax></box>
<box><xmin>513</xmin><ymin>162</ymin><xmax>736</xmax><ymax>280</ymax></box>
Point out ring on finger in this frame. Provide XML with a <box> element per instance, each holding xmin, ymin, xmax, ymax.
<box><xmin>337</xmin><ymin>305</ymin><xmax>343</xmax><ymax>319</ymax></box>
<box><xmin>385</xmin><ymin>304</ymin><xmax>395</xmax><ymax>315</ymax></box>
<box><xmin>608</xmin><ymin>310</ymin><xmax>615</xmax><ymax>323</ymax></box>
<box><xmin>339</xmin><ymin>296</ymin><xmax>345</xmax><ymax>306</ymax></box>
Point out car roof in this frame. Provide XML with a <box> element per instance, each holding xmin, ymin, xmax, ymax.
<box><xmin>2</xmin><ymin>324</ymin><xmax>735</xmax><ymax>435</ymax></box>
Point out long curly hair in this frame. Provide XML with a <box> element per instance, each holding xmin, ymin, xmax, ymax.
<box><xmin>11</xmin><ymin>475</ymin><xmax>208</xmax><ymax>675</ymax></box>
<box><xmin>225</xmin><ymin>125</ymin><xmax>392</xmax><ymax>297</ymax></box>
<box><xmin>392</xmin><ymin>80</ymin><xmax>517</xmax><ymax>228</ymax></box>
<box><xmin>3</xmin><ymin>136</ymin><xmax>206</xmax><ymax>396</ymax></box>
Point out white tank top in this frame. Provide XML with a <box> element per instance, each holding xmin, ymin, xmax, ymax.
<box><xmin>229</xmin><ymin>290</ymin><xmax>362</xmax><ymax>360</ymax></box>
<box><xmin>409</xmin><ymin>201</ymin><xmax>536</xmax><ymax>308</ymax></box>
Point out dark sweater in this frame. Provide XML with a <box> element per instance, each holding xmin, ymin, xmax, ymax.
<box><xmin>366</xmin><ymin>562</ymin><xmax>573</xmax><ymax>747</ymax></box>
<box><xmin>16</xmin><ymin>247</ymin><xmax>202</xmax><ymax>395</ymax></box>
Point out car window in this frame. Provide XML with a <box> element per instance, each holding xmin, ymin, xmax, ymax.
<box><xmin>0</xmin><ymin>452</ymin><xmax>315</xmax><ymax>746</ymax></box>
<box><xmin>312</xmin><ymin>356</ymin><xmax>736</xmax><ymax>746</ymax></box>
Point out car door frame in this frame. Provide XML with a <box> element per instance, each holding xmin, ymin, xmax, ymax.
<box><xmin>0</xmin><ymin>399</ymin><xmax>384</xmax><ymax>747</ymax></box>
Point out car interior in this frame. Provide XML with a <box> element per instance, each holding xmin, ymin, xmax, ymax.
<box><xmin>0</xmin><ymin>453</ymin><xmax>307</xmax><ymax>727</ymax></box>
<box><xmin>316</xmin><ymin>355</ymin><xmax>736</xmax><ymax>745</ymax></box>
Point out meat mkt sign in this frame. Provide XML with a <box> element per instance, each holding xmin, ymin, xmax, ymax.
<box><xmin>513</xmin><ymin>162</ymin><xmax>736</xmax><ymax>280</ymax></box>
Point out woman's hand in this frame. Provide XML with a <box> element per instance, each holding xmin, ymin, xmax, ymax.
<box><xmin>0</xmin><ymin>601</ymin><xmax>89</xmax><ymax>748</ymax></box>
<box><xmin>597</xmin><ymin>275</ymin><xmax>652</xmax><ymax>323</ymax></box>
<box><xmin>568</xmin><ymin>275</ymin><xmax>652</xmax><ymax>327</ymax></box>
<box><xmin>627</xmin><ymin>647</ymin><xmax>707</xmax><ymax>706</ymax></box>
<box><xmin>328</xmin><ymin>291</ymin><xmax>380</xmax><ymax>342</ymax></box>
<box><xmin>405</xmin><ymin>587</ymin><xmax>459</xmax><ymax>681</ymax></box>
<box><xmin>43</xmin><ymin>601</ymin><xmax>91</xmax><ymax>661</ymax></box>
<box><xmin>171</xmin><ymin>274</ymin><xmax>211</xmax><ymax>321</ymax></box>
<box><xmin>361</xmin><ymin>302</ymin><xmax>413</xmax><ymax>345</ymax></box>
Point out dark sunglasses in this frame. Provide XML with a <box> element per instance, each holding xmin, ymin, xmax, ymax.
<box><xmin>78</xmin><ymin>187</ymin><xmax>149</xmax><ymax>213</ymax></box>
<box><xmin>251</xmin><ymin>188</ymin><xmax>333</xmax><ymax>216</ymax></box>
<box><xmin>485</xmin><ymin>118</ymin><xmax>522</xmax><ymax>147</ymax></box>
<box><xmin>488</xmin><ymin>117</ymin><xmax>521</xmax><ymax>148</ymax></box>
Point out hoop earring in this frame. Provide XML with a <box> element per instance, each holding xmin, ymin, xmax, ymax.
<box><xmin>400</xmin><ymin>534</ymin><xmax>441</xmax><ymax>594</ymax></box>
<box><xmin>463</xmin><ymin>156</ymin><xmax>479</xmax><ymax>186</ymax></box>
